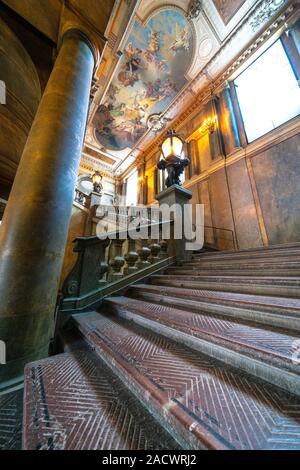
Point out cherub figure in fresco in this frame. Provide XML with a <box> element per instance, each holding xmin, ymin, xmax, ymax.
<box><xmin>144</xmin><ymin>78</ymin><xmax>178</xmax><ymax>102</ymax></box>
<box><xmin>117</xmin><ymin>70</ymin><xmax>139</xmax><ymax>87</ymax></box>
<box><xmin>123</xmin><ymin>103</ymin><xmax>149</xmax><ymax>126</ymax></box>
<box><xmin>124</xmin><ymin>42</ymin><xmax>146</xmax><ymax>73</ymax></box>
<box><xmin>106</xmin><ymin>84</ymin><xmax>120</xmax><ymax>105</ymax></box>
<box><xmin>93</xmin><ymin>104</ymin><xmax>115</xmax><ymax>133</ymax></box>
<box><xmin>149</xmin><ymin>31</ymin><xmax>160</xmax><ymax>53</ymax></box>
<box><xmin>145</xmin><ymin>79</ymin><xmax>163</xmax><ymax>100</ymax></box>
<box><xmin>160</xmin><ymin>78</ymin><xmax>178</xmax><ymax>97</ymax></box>
<box><xmin>142</xmin><ymin>31</ymin><xmax>168</xmax><ymax>72</ymax></box>
<box><xmin>118</xmin><ymin>42</ymin><xmax>147</xmax><ymax>87</ymax></box>
<box><xmin>110</xmin><ymin>102</ymin><xmax>126</xmax><ymax>118</ymax></box>
<box><xmin>169</xmin><ymin>25</ymin><xmax>190</xmax><ymax>53</ymax></box>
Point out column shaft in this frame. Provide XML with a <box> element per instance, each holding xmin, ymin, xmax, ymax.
<box><xmin>0</xmin><ymin>30</ymin><xmax>95</xmax><ymax>387</ymax></box>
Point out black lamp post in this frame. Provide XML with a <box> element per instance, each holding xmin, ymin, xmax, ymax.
<box><xmin>157</xmin><ymin>130</ymin><xmax>190</xmax><ymax>188</ymax></box>
<box><xmin>91</xmin><ymin>170</ymin><xmax>103</xmax><ymax>194</ymax></box>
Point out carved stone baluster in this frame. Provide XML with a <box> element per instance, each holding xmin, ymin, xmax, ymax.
<box><xmin>149</xmin><ymin>240</ymin><xmax>161</xmax><ymax>263</ymax></box>
<box><xmin>136</xmin><ymin>239</ymin><xmax>151</xmax><ymax>269</ymax></box>
<box><xmin>158</xmin><ymin>223</ymin><xmax>169</xmax><ymax>259</ymax></box>
<box><xmin>124</xmin><ymin>239</ymin><xmax>139</xmax><ymax>275</ymax></box>
<box><xmin>108</xmin><ymin>238</ymin><xmax>125</xmax><ymax>282</ymax></box>
<box><xmin>99</xmin><ymin>255</ymin><xmax>109</xmax><ymax>287</ymax></box>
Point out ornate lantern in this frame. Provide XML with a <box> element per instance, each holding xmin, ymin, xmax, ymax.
<box><xmin>157</xmin><ymin>130</ymin><xmax>190</xmax><ymax>188</ymax></box>
<box><xmin>91</xmin><ymin>170</ymin><xmax>103</xmax><ymax>194</ymax></box>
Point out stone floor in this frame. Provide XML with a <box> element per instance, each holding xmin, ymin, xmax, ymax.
<box><xmin>0</xmin><ymin>389</ymin><xmax>23</xmax><ymax>450</ymax></box>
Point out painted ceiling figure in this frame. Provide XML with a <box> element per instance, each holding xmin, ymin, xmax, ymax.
<box><xmin>169</xmin><ymin>25</ymin><xmax>190</xmax><ymax>53</ymax></box>
<box><xmin>149</xmin><ymin>31</ymin><xmax>160</xmax><ymax>53</ymax></box>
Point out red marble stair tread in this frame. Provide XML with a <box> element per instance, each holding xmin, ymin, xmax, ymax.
<box><xmin>167</xmin><ymin>266</ymin><xmax>300</xmax><ymax>273</ymax></box>
<box><xmin>131</xmin><ymin>284</ymin><xmax>300</xmax><ymax>310</ymax></box>
<box><xmin>75</xmin><ymin>312</ymin><xmax>300</xmax><ymax>450</ymax></box>
<box><xmin>23</xmin><ymin>350</ymin><xmax>177</xmax><ymax>450</ymax></box>
<box><xmin>151</xmin><ymin>274</ymin><xmax>300</xmax><ymax>284</ymax></box>
<box><xmin>186</xmin><ymin>260</ymin><xmax>300</xmax><ymax>267</ymax></box>
<box><xmin>106</xmin><ymin>296</ymin><xmax>300</xmax><ymax>371</ymax></box>
<box><xmin>193</xmin><ymin>247</ymin><xmax>300</xmax><ymax>259</ymax></box>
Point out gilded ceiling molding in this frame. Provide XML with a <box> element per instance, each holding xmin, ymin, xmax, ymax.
<box><xmin>81</xmin><ymin>154</ymin><xmax>115</xmax><ymax>178</ymax></box>
<box><xmin>79</xmin><ymin>163</ymin><xmax>115</xmax><ymax>182</ymax></box>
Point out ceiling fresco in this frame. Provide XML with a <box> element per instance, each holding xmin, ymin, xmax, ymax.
<box><xmin>93</xmin><ymin>8</ymin><xmax>194</xmax><ymax>153</ymax></box>
<box><xmin>212</xmin><ymin>0</ymin><xmax>246</xmax><ymax>25</ymax></box>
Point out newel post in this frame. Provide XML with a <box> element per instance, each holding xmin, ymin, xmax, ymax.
<box><xmin>62</xmin><ymin>236</ymin><xmax>109</xmax><ymax>298</ymax></box>
<box><xmin>156</xmin><ymin>185</ymin><xmax>192</xmax><ymax>264</ymax></box>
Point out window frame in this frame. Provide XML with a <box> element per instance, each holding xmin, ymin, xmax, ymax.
<box><xmin>232</xmin><ymin>38</ymin><xmax>300</xmax><ymax>144</ymax></box>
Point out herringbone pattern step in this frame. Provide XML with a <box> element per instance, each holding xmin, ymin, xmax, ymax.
<box><xmin>107</xmin><ymin>296</ymin><xmax>298</xmax><ymax>360</ymax></box>
<box><xmin>193</xmin><ymin>242</ymin><xmax>300</xmax><ymax>259</ymax></box>
<box><xmin>150</xmin><ymin>274</ymin><xmax>300</xmax><ymax>297</ymax></box>
<box><xmin>105</xmin><ymin>296</ymin><xmax>300</xmax><ymax>394</ymax></box>
<box><xmin>23</xmin><ymin>349</ymin><xmax>178</xmax><ymax>450</ymax></box>
<box><xmin>74</xmin><ymin>312</ymin><xmax>300</xmax><ymax>450</ymax></box>
<box><xmin>128</xmin><ymin>284</ymin><xmax>300</xmax><ymax>332</ymax></box>
<box><xmin>0</xmin><ymin>389</ymin><xmax>23</xmax><ymax>450</ymax></box>
<box><xmin>130</xmin><ymin>283</ymin><xmax>300</xmax><ymax>311</ymax></box>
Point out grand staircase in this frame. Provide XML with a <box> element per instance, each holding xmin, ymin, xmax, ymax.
<box><xmin>23</xmin><ymin>244</ymin><xmax>300</xmax><ymax>450</ymax></box>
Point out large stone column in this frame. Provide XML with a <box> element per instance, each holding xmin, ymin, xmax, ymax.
<box><xmin>0</xmin><ymin>29</ymin><xmax>96</xmax><ymax>389</ymax></box>
<box><xmin>218</xmin><ymin>85</ymin><xmax>242</xmax><ymax>155</ymax></box>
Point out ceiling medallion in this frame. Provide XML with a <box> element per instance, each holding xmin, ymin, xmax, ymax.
<box><xmin>186</xmin><ymin>0</ymin><xmax>203</xmax><ymax>20</ymax></box>
<box><xmin>250</xmin><ymin>0</ymin><xmax>286</xmax><ymax>31</ymax></box>
<box><xmin>147</xmin><ymin>113</ymin><xmax>171</xmax><ymax>133</ymax></box>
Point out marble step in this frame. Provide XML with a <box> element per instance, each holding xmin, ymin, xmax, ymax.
<box><xmin>187</xmin><ymin>258</ymin><xmax>300</xmax><ymax>268</ymax></box>
<box><xmin>127</xmin><ymin>284</ymin><xmax>300</xmax><ymax>332</ymax></box>
<box><xmin>167</xmin><ymin>265</ymin><xmax>300</xmax><ymax>276</ymax></box>
<box><xmin>150</xmin><ymin>274</ymin><xmax>300</xmax><ymax>298</ymax></box>
<box><xmin>74</xmin><ymin>311</ymin><xmax>300</xmax><ymax>450</ymax></box>
<box><xmin>23</xmin><ymin>347</ymin><xmax>178</xmax><ymax>450</ymax></box>
<box><xmin>193</xmin><ymin>242</ymin><xmax>300</xmax><ymax>259</ymax></box>
<box><xmin>105</xmin><ymin>296</ymin><xmax>300</xmax><ymax>397</ymax></box>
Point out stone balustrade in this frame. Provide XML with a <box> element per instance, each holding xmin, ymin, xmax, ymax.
<box><xmin>61</xmin><ymin>219</ymin><xmax>175</xmax><ymax>313</ymax></box>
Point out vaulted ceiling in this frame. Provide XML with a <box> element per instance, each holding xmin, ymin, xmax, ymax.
<box><xmin>83</xmin><ymin>0</ymin><xmax>288</xmax><ymax>177</ymax></box>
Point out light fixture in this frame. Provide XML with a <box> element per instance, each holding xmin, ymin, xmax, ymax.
<box><xmin>158</xmin><ymin>130</ymin><xmax>190</xmax><ymax>188</ymax></box>
<box><xmin>200</xmin><ymin>115</ymin><xmax>218</xmax><ymax>135</ymax></box>
<box><xmin>91</xmin><ymin>170</ymin><xmax>103</xmax><ymax>194</ymax></box>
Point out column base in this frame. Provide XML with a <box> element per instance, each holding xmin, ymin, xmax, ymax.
<box><xmin>0</xmin><ymin>344</ymin><xmax>49</xmax><ymax>391</ymax></box>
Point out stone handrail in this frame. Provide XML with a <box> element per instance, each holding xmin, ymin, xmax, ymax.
<box><xmin>74</xmin><ymin>188</ymin><xmax>91</xmax><ymax>209</ymax></box>
<box><xmin>60</xmin><ymin>219</ymin><xmax>175</xmax><ymax>314</ymax></box>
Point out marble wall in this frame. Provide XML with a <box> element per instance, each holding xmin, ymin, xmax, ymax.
<box><xmin>226</xmin><ymin>158</ymin><xmax>263</xmax><ymax>248</ymax></box>
<box><xmin>151</xmin><ymin>121</ymin><xmax>300</xmax><ymax>250</ymax></box>
<box><xmin>251</xmin><ymin>133</ymin><xmax>300</xmax><ymax>245</ymax></box>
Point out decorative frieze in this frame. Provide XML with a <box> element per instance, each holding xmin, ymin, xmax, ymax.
<box><xmin>250</xmin><ymin>0</ymin><xmax>286</xmax><ymax>31</ymax></box>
